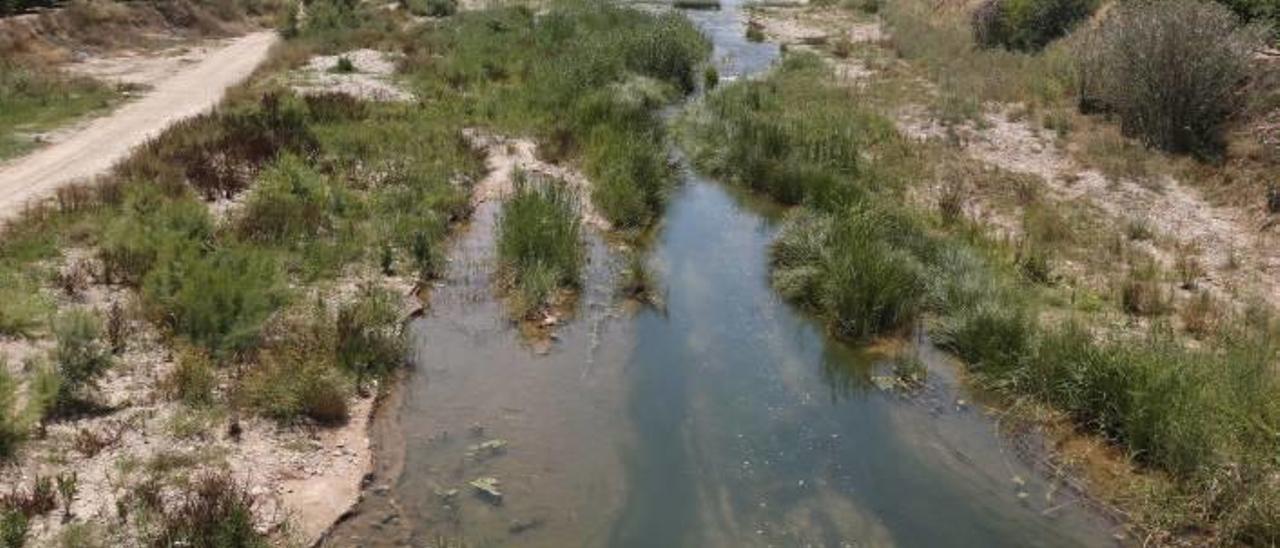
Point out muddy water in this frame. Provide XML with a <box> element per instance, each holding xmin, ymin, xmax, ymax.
<box><xmin>329</xmin><ymin>2</ymin><xmax>1119</xmax><ymax>547</ymax></box>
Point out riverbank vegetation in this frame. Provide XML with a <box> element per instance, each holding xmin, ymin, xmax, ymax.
<box><xmin>0</xmin><ymin>0</ymin><xmax>711</xmax><ymax>543</ymax></box>
<box><xmin>683</xmin><ymin>47</ymin><xmax>1280</xmax><ymax>544</ymax></box>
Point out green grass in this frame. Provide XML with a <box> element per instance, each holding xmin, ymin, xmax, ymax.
<box><xmin>0</xmin><ymin>64</ymin><xmax>118</xmax><ymax>160</ymax></box>
<box><xmin>401</xmin><ymin>2</ymin><xmax>710</xmax><ymax>228</ymax></box>
<box><xmin>497</xmin><ymin>177</ymin><xmax>584</xmax><ymax>317</ymax></box>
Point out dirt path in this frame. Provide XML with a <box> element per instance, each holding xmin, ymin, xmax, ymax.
<box><xmin>0</xmin><ymin>31</ymin><xmax>278</xmax><ymax>223</ymax></box>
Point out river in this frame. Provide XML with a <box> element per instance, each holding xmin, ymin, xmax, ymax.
<box><xmin>325</xmin><ymin>1</ymin><xmax>1119</xmax><ymax>546</ymax></box>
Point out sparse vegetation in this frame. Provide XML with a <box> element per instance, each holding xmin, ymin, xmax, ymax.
<box><xmin>0</xmin><ymin>64</ymin><xmax>118</xmax><ymax>160</ymax></box>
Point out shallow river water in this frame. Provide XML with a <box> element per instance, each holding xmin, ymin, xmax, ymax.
<box><xmin>327</xmin><ymin>2</ymin><xmax>1120</xmax><ymax>546</ymax></box>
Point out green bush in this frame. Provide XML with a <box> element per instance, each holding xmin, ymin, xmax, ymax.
<box><xmin>50</xmin><ymin>310</ymin><xmax>113</xmax><ymax>410</ymax></box>
<box><xmin>99</xmin><ymin>185</ymin><xmax>212</xmax><ymax>286</ymax></box>
<box><xmin>497</xmin><ymin>177</ymin><xmax>583</xmax><ymax>316</ymax></box>
<box><xmin>142</xmin><ymin>246</ymin><xmax>287</xmax><ymax>360</ymax></box>
<box><xmin>400</xmin><ymin>0</ymin><xmax>456</xmax><ymax>17</ymax></box>
<box><xmin>972</xmin><ymin>0</ymin><xmax>1097</xmax><ymax>51</ymax></box>
<box><xmin>236</xmin><ymin>154</ymin><xmax>349</xmax><ymax>244</ymax></box>
<box><xmin>1075</xmin><ymin>0</ymin><xmax>1268</xmax><ymax>156</ymax></box>
<box><xmin>0</xmin><ymin>273</ymin><xmax>46</xmax><ymax>338</ymax></box>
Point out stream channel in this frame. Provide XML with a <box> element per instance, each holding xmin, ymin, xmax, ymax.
<box><xmin>327</xmin><ymin>2</ymin><xmax>1121</xmax><ymax>546</ymax></box>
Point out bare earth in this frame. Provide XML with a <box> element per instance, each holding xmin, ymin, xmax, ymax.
<box><xmin>0</xmin><ymin>31</ymin><xmax>278</xmax><ymax>224</ymax></box>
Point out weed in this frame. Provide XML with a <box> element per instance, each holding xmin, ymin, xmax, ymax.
<box><xmin>336</xmin><ymin>285</ymin><xmax>406</xmax><ymax>386</ymax></box>
<box><xmin>0</xmin><ymin>510</ymin><xmax>26</xmax><ymax>548</ymax></box>
<box><xmin>2</xmin><ymin>476</ymin><xmax>56</xmax><ymax>519</ymax></box>
<box><xmin>746</xmin><ymin>20</ymin><xmax>766</xmax><ymax>42</ymax></box>
<box><xmin>55</xmin><ymin>472</ymin><xmax>76</xmax><ymax>519</ymax></box>
<box><xmin>1125</xmin><ymin>217</ymin><xmax>1154</xmax><ymax>241</ymax></box>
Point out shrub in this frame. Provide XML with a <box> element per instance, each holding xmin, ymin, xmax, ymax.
<box><xmin>142</xmin><ymin>246</ymin><xmax>288</xmax><ymax>359</ymax></box>
<box><xmin>243</xmin><ymin>347</ymin><xmax>349</xmax><ymax>425</ymax></box>
<box><xmin>972</xmin><ymin>0</ymin><xmax>1097</xmax><ymax>52</ymax></box>
<box><xmin>496</xmin><ymin>177</ymin><xmax>584</xmax><ymax>316</ymax></box>
<box><xmin>332</xmin><ymin>56</ymin><xmax>356</xmax><ymax>74</ymax></box>
<box><xmin>1075</xmin><ymin>0</ymin><xmax>1268</xmax><ymax>156</ymax></box>
<box><xmin>336</xmin><ymin>286</ymin><xmax>406</xmax><ymax>384</ymax></box>
<box><xmin>51</xmin><ymin>310</ymin><xmax>113</xmax><ymax>409</ymax></box>
<box><xmin>99</xmin><ymin>186</ymin><xmax>212</xmax><ymax>286</ymax></box>
<box><xmin>236</xmin><ymin>154</ymin><xmax>348</xmax><ymax>244</ymax></box>
<box><xmin>166</xmin><ymin>347</ymin><xmax>217</xmax><ymax>407</ymax></box>
<box><xmin>148</xmin><ymin>474</ymin><xmax>267</xmax><ymax>548</ymax></box>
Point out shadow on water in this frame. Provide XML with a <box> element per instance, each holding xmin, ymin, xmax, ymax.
<box><xmin>329</xmin><ymin>1</ymin><xmax>1120</xmax><ymax>546</ymax></box>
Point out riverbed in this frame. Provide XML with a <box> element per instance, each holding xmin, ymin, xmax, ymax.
<box><xmin>325</xmin><ymin>2</ymin><xmax>1120</xmax><ymax>546</ymax></box>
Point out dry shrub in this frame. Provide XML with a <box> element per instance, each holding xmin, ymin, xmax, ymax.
<box><xmin>119</xmin><ymin>93</ymin><xmax>317</xmax><ymax>201</ymax></box>
<box><xmin>1074</xmin><ymin>0</ymin><xmax>1268</xmax><ymax>156</ymax></box>
<box><xmin>146</xmin><ymin>474</ymin><xmax>267</xmax><ymax>548</ymax></box>
<box><xmin>1</xmin><ymin>476</ymin><xmax>56</xmax><ymax>518</ymax></box>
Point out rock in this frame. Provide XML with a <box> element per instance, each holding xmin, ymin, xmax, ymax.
<box><xmin>469</xmin><ymin>477</ymin><xmax>503</xmax><ymax>505</ymax></box>
<box><xmin>474</xmin><ymin>439</ymin><xmax>507</xmax><ymax>459</ymax></box>
<box><xmin>508</xmin><ymin>517</ymin><xmax>545</xmax><ymax>534</ymax></box>
<box><xmin>374</xmin><ymin>484</ymin><xmax>391</xmax><ymax>496</ymax></box>
<box><xmin>435</xmin><ymin>488</ymin><xmax>459</xmax><ymax>502</ymax></box>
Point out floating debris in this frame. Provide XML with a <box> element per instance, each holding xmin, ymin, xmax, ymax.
<box><xmin>470</xmin><ymin>477</ymin><xmax>503</xmax><ymax>504</ymax></box>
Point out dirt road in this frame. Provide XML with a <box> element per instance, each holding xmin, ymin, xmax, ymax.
<box><xmin>0</xmin><ymin>31</ymin><xmax>277</xmax><ymax>223</ymax></box>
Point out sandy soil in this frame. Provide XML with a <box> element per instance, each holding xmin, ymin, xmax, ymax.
<box><xmin>291</xmin><ymin>49</ymin><xmax>415</xmax><ymax>102</ymax></box>
<box><xmin>462</xmin><ymin>128</ymin><xmax>611</xmax><ymax>231</ymax></box>
<box><xmin>0</xmin><ymin>260</ymin><xmax>415</xmax><ymax>547</ymax></box>
<box><xmin>0</xmin><ymin>31</ymin><xmax>278</xmax><ymax>224</ymax></box>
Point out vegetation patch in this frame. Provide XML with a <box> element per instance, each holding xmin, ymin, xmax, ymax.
<box><xmin>497</xmin><ymin>177</ymin><xmax>584</xmax><ymax>318</ymax></box>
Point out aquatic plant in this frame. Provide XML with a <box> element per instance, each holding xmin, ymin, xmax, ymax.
<box><xmin>497</xmin><ymin>176</ymin><xmax>584</xmax><ymax>317</ymax></box>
